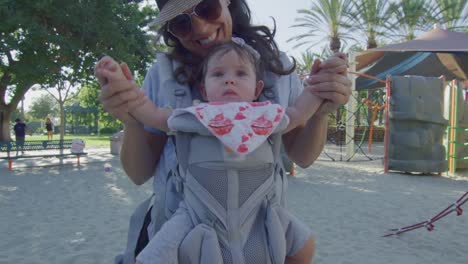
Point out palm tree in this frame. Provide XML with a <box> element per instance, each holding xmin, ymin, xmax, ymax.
<box><xmin>430</xmin><ymin>0</ymin><xmax>468</xmax><ymax>31</ymax></box>
<box><xmin>345</xmin><ymin>0</ymin><xmax>392</xmax><ymax>128</ymax></box>
<box><xmin>288</xmin><ymin>0</ymin><xmax>354</xmax><ymax>54</ymax></box>
<box><xmin>347</xmin><ymin>0</ymin><xmax>392</xmax><ymax>49</ymax></box>
<box><xmin>289</xmin><ymin>0</ymin><xmax>354</xmax><ymax>127</ymax></box>
<box><xmin>388</xmin><ymin>0</ymin><xmax>435</xmax><ymax>40</ymax></box>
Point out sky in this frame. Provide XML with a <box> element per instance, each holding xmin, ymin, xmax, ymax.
<box><xmin>248</xmin><ymin>0</ymin><xmax>315</xmax><ymax>59</ymax></box>
<box><xmin>22</xmin><ymin>0</ymin><xmax>316</xmax><ymax>111</ymax></box>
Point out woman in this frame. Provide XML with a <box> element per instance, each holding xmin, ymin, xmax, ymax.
<box><xmin>45</xmin><ymin>117</ymin><xmax>53</xmax><ymax>140</ymax></box>
<box><xmin>96</xmin><ymin>0</ymin><xmax>351</xmax><ymax>263</ymax></box>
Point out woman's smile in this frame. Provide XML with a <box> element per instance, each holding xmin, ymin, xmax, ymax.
<box><xmin>196</xmin><ymin>29</ymin><xmax>219</xmax><ymax>46</ymax></box>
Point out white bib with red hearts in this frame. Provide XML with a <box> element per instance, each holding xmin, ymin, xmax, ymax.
<box><xmin>169</xmin><ymin>101</ymin><xmax>288</xmax><ymax>155</ymax></box>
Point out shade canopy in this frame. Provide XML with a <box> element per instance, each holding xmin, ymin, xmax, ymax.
<box><xmin>355</xmin><ymin>27</ymin><xmax>468</xmax><ymax>90</ymax></box>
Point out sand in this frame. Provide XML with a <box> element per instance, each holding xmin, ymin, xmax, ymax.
<box><xmin>0</xmin><ymin>145</ymin><xmax>467</xmax><ymax>264</ymax></box>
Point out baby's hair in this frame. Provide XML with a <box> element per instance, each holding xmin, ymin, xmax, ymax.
<box><xmin>197</xmin><ymin>41</ymin><xmax>265</xmax><ymax>85</ymax></box>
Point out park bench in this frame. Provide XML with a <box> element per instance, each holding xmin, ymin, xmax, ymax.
<box><xmin>0</xmin><ymin>139</ymin><xmax>87</xmax><ymax>171</ymax></box>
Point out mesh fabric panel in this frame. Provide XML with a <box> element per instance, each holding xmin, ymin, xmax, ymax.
<box><xmin>220</xmin><ymin>243</ymin><xmax>233</xmax><ymax>264</ymax></box>
<box><xmin>238</xmin><ymin>164</ymin><xmax>273</xmax><ymax>206</ymax></box>
<box><xmin>189</xmin><ymin>165</ymin><xmax>228</xmax><ymax>209</ymax></box>
<box><xmin>243</xmin><ymin>208</ymin><xmax>268</xmax><ymax>263</ymax></box>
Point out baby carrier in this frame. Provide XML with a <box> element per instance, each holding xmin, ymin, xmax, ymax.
<box><xmin>163</xmin><ymin>56</ymin><xmax>300</xmax><ymax>263</ymax></box>
<box><xmin>168</xmin><ymin>111</ymin><xmax>293</xmax><ymax>263</ymax></box>
<box><xmin>117</xmin><ymin>53</ymin><xmax>302</xmax><ymax>264</ymax></box>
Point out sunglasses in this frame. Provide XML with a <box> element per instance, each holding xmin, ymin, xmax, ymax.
<box><xmin>167</xmin><ymin>0</ymin><xmax>223</xmax><ymax>38</ymax></box>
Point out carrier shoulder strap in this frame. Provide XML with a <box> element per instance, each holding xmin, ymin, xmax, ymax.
<box><xmin>156</xmin><ymin>53</ymin><xmax>193</xmax><ymax>110</ymax></box>
<box><xmin>156</xmin><ymin>53</ymin><xmax>193</xmax><ymax>175</ymax></box>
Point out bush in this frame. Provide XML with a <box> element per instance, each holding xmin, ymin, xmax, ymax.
<box><xmin>26</xmin><ymin>121</ymin><xmax>42</xmax><ymax>136</ymax></box>
<box><xmin>100</xmin><ymin>127</ymin><xmax>119</xmax><ymax>134</ymax></box>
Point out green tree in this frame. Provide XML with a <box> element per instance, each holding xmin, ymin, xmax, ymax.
<box><xmin>289</xmin><ymin>0</ymin><xmax>354</xmax><ymax>125</ymax></box>
<box><xmin>0</xmin><ymin>0</ymin><xmax>158</xmax><ymax>141</ymax></box>
<box><xmin>64</xmin><ymin>102</ymin><xmax>99</xmax><ymax>134</ymax></box>
<box><xmin>28</xmin><ymin>94</ymin><xmax>58</xmax><ymax>120</ymax></box>
<box><xmin>430</xmin><ymin>0</ymin><xmax>468</xmax><ymax>31</ymax></box>
<box><xmin>288</xmin><ymin>0</ymin><xmax>354</xmax><ymax>53</ymax></box>
<box><xmin>70</xmin><ymin>83</ymin><xmax>122</xmax><ymax>134</ymax></box>
<box><xmin>388</xmin><ymin>0</ymin><xmax>434</xmax><ymax>40</ymax></box>
<box><xmin>347</xmin><ymin>0</ymin><xmax>392</xmax><ymax>49</ymax></box>
<box><xmin>40</xmin><ymin>79</ymin><xmax>80</xmax><ymax>140</ymax></box>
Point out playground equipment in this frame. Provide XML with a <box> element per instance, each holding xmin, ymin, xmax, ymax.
<box><xmin>345</xmin><ymin>72</ymin><xmax>450</xmax><ymax>174</ymax></box>
<box><xmin>361</xmin><ymin>98</ymin><xmax>385</xmax><ymax>153</ymax></box>
<box><xmin>349</xmin><ymin>26</ymin><xmax>468</xmax><ymax>170</ymax></box>
<box><xmin>383</xmin><ymin>192</ymin><xmax>467</xmax><ymax>237</ymax></box>
<box><xmin>446</xmin><ymin>80</ymin><xmax>468</xmax><ymax>173</ymax></box>
<box><xmin>385</xmin><ymin>75</ymin><xmax>448</xmax><ymax>174</ymax></box>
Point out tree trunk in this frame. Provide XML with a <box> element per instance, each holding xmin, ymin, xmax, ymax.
<box><xmin>0</xmin><ymin>78</ymin><xmax>30</xmax><ymax>141</ymax></box>
<box><xmin>59</xmin><ymin>102</ymin><xmax>66</xmax><ymax>141</ymax></box>
<box><xmin>59</xmin><ymin>103</ymin><xmax>65</xmax><ymax>165</ymax></box>
<box><xmin>330</xmin><ymin>37</ymin><xmax>341</xmax><ymax>53</ymax></box>
<box><xmin>0</xmin><ymin>109</ymin><xmax>12</xmax><ymax>141</ymax></box>
<box><xmin>367</xmin><ymin>36</ymin><xmax>377</xmax><ymax>49</ymax></box>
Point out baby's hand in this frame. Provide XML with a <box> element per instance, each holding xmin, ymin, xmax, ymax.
<box><xmin>94</xmin><ymin>56</ymin><xmax>129</xmax><ymax>86</ymax></box>
<box><xmin>314</xmin><ymin>53</ymin><xmax>348</xmax><ymax>74</ymax></box>
<box><xmin>303</xmin><ymin>53</ymin><xmax>351</xmax><ymax>115</ymax></box>
<box><xmin>95</xmin><ymin>56</ymin><xmax>145</xmax><ymax>125</ymax></box>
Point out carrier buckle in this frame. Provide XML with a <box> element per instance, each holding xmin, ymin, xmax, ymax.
<box><xmin>174</xmin><ymin>89</ymin><xmax>186</xmax><ymax>97</ymax></box>
<box><xmin>174</xmin><ymin>174</ymin><xmax>184</xmax><ymax>193</ymax></box>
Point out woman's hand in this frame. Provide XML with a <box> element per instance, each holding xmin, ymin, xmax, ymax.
<box><xmin>304</xmin><ymin>52</ymin><xmax>352</xmax><ymax>116</ymax></box>
<box><xmin>94</xmin><ymin>57</ymin><xmax>146</xmax><ymax>126</ymax></box>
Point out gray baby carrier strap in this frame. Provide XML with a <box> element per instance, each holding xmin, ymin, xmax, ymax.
<box><xmin>159</xmin><ymin>53</ymin><xmax>194</xmax><ymax>219</ymax></box>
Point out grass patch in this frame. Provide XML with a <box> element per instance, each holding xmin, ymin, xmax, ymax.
<box><xmin>27</xmin><ymin>134</ymin><xmax>113</xmax><ymax>148</ymax></box>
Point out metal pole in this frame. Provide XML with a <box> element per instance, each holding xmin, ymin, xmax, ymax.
<box><xmin>452</xmin><ymin>80</ymin><xmax>459</xmax><ymax>173</ymax></box>
<box><xmin>384</xmin><ymin>76</ymin><xmax>391</xmax><ymax>173</ymax></box>
<box><xmin>345</xmin><ymin>53</ymin><xmax>357</xmax><ymax>161</ymax></box>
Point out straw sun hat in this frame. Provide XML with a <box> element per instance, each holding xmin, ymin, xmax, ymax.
<box><xmin>154</xmin><ymin>0</ymin><xmax>204</xmax><ymax>26</ymax></box>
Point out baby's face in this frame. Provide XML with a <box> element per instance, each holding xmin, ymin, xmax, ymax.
<box><xmin>202</xmin><ymin>50</ymin><xmax>263</xmax><ymax>102</ymax></box>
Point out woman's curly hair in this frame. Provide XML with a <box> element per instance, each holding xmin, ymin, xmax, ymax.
<box><xmin>157</xmin><ymin>0</ymin><xmax>295</xmax><ymax>87</ymax></box>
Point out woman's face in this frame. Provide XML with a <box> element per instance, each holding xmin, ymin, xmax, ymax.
<box><xmin>174</xmin><ymin>0</ymin><xmax>232</xmax><ymax>57</ymax></box>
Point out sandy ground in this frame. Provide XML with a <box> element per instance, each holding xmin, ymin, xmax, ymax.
<box><xmin>0</xmin><ymin>144</ymin><xmax>467</xmax><ymax>264</ymax></box>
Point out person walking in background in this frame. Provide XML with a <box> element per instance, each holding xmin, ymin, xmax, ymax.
<box><xmin>13</xmin><ymin>118</ymin><xmax>26</xmax><ymax>156</ymax></box>
<box><xmin>45</xmin><ymin>117</ymin><xmax>54</xmax><ymax>140</ymax></box>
